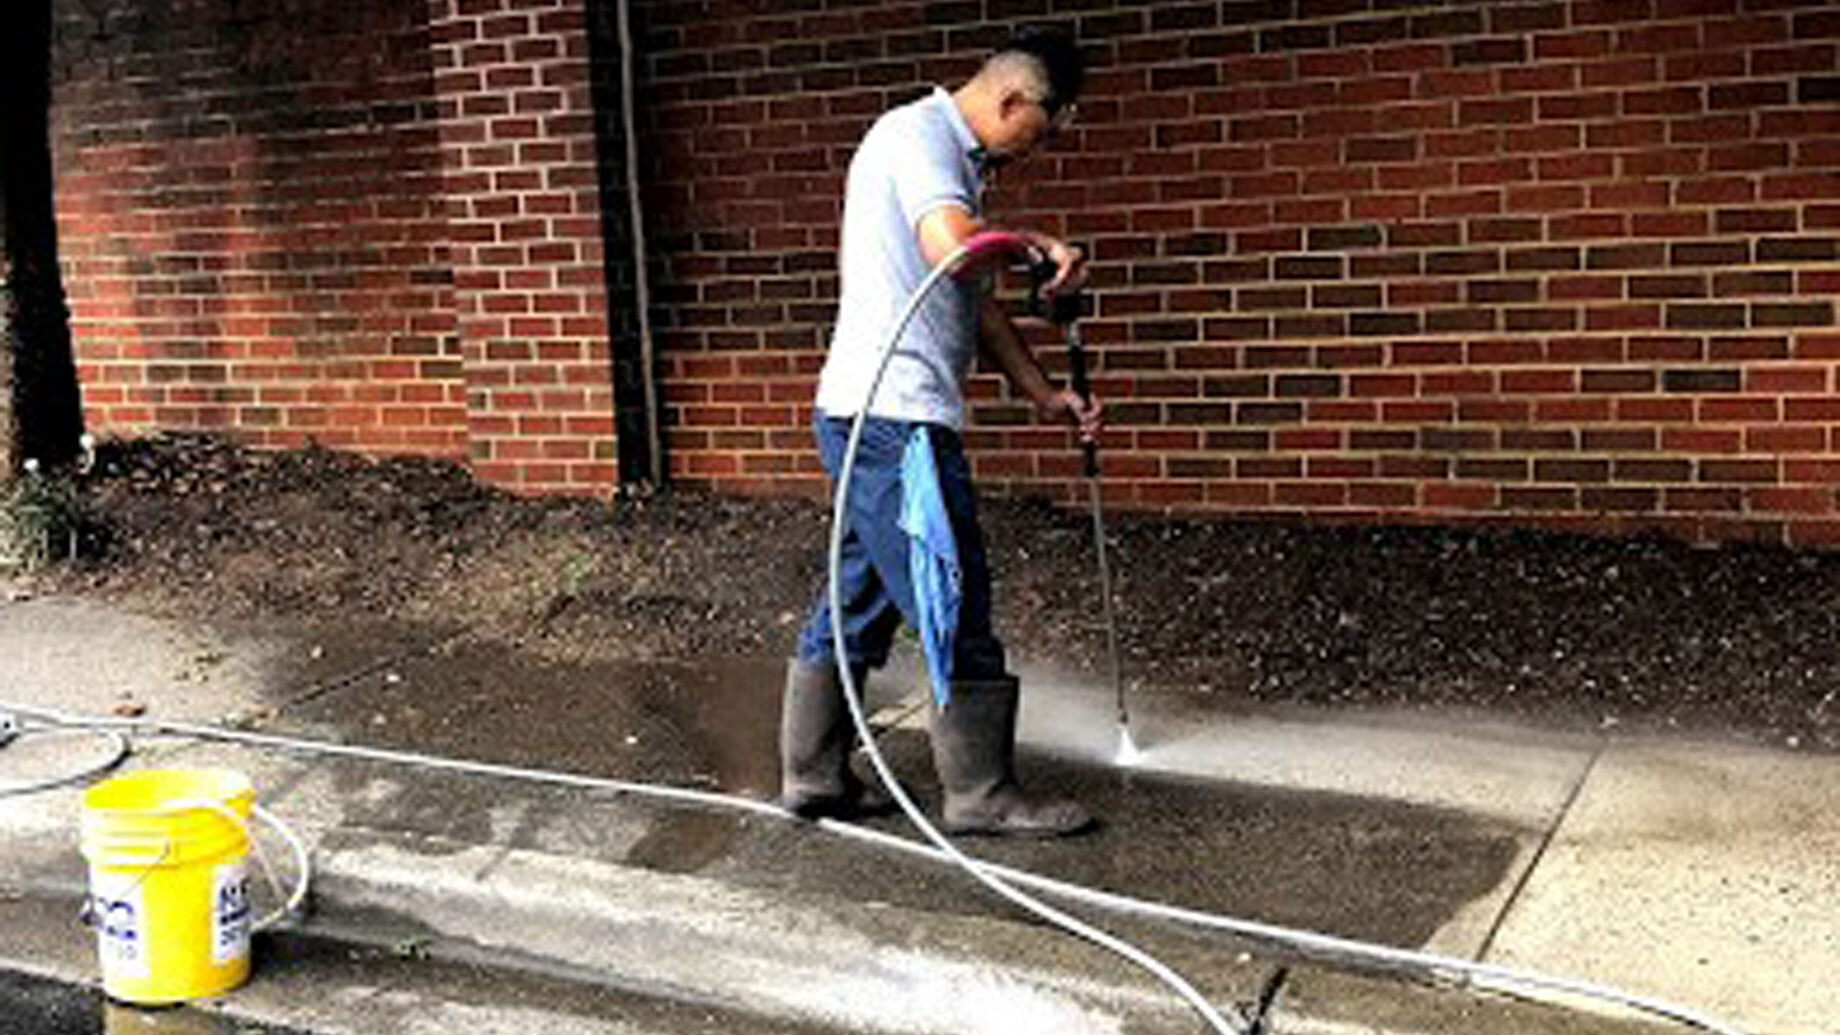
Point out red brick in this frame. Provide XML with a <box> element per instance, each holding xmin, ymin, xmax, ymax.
<box><xmin>1747</xmin><ymin>428</ymin><xmax>1827</xmax><ymax>454</ymax></box>
<box><xmin>1590</xmin><ymin>181</ymin><xmax>1670</xmax><ymax>210</ymax></box>
<box><xmin>1709</xmin><ymin>142</ymin><xmax>1792</xmax><ymax>172</ymax></box>
<box><xmin>1633</xmin><ymin>211</ymin><xmax>1710</xmax><ymax>237</ymax></box>
<box><xmin>1587</xmin><ymin>118</ymin><xmax>1667</xmax><ymax>149</ymax></box>
<box><xmin>1753</xmin><ymin>43</ymin><xmax>1839</xmax><ymax>77</ymax></box>
<box><xmin>1582</xmin><ymin>57</ymin><xmax>1661</xmax><ymax>89</ymax></box>
<box><xmin>1622</xmin><ymin>85</ymin><xmax>1704</xmax><ymax>116</ymax></box>
<box><xmin>1587</xmin><ymin>305</ymin><xmax>1665</xmax><ymax>331</ymax></box>
<box><xmin>1538</xmin><ymin>152</ymin><xmax>1617</xmax><ymax>182</ymax></box>
<box><xmin>1788</xmin><ymin>394</ymin><xmax>1840</xmax><ymax>419</ymax></box>
<box><xmin>1549</xmin><ymin>212</ymin><xmax>1627</xmax><ymax>238</ymax></box>
<box><xmin>1502</xmin><ymin>63</ymin><xmax>1579</xmax><ymax>94</ymax></box>
<box><xmin>1752</xmin><ymin>488</ymin><xmax>1834</xmax><ymax>517</ymax></box>
<box><xmin>1424</xmin><ymin>483</ymin><xmax>1498</xmax><ymax>510</ymax></box>
<box><xmin>1536</xmin><ymin>30</ymin><xmax>1614</xmax><ymax>60</ymax></box>
<box><xmin>1763</xmin><ymin>172</ymin><xmax>1840</xmax><ymax>202</ymax></box>
<box><xmin>1662</xmin><ymin>429</ymin><xmax>1743</xmax><ymax>454</ymax></box>
<box><xmin>1675</xmin><ymin>176</ymin><xmax>1757</xmax><ymax>205</ymax></box>
<box><xmin>1510</xmin><ymin>184</ymin><xmax>1589</xmax><ymax>213</ymax></box>
<box><xmin>1786</xmin><ymin>460</ymin><xmax>1840</xmax><ymax>487</ymax></box>
<box><xmin>1760</xmin><ymin>106</ymin><xmax>1840</xmax><ymax>141</ymax></box>
<box><xmin>1804</xmin><ymin>205</ymin><xmax>1840</xmax><ymax>229</ymax></box>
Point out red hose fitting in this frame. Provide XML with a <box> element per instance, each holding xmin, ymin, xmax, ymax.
<box><xmin>953</xmin><ymin>231</ymin><xmax>1036</xmax><ymax>277</ymax></box>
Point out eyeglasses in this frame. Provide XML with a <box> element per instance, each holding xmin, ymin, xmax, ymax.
<box><xmin>1035</xmin><ymin>98</ymin><xmax>1078</xmax><ymax>133</ymax></box>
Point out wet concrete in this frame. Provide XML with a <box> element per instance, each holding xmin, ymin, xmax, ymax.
<box><xmin>248</xmin><ymin>620</ymin><xmax>463</xmax><ymax>714</ymax></box>
<box><xmin>251</xmin><ymin>930</ymin><xmax>853</xmax><ymax>1035</ymax></box>
<box><xmin>696</xmin><ymin>730</ymin><xmax>1519</xmax><ymax>950</ymax></box>
<box><xmin>1</xmin><ymin>893</ymin><xmax>852</xmax><ymax>1035</ymax></box>
<box><xmin>10</xmin><ymin>599</ymin><xmax>1790</xmax><ymax>1034</ymax></box>
<box><xmin>274</xmin><ymin>638</ymin><xmax>1521</xmax><ymax>952</ymax></box>
<box><xmin>0</xmin><ymin>968</ymin><xmax>307</xmax><ymax>1035</ymax></box>
<box><xmin>281</xmin><ymin>640</ymin><xmax>794</xmax><ymax>796</ymax></box>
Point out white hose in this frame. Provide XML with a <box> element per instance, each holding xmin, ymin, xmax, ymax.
<box><xmin>0</xmin><ymin>724</ymin><xmax>130</xmax><ymax>797</ymax></box>
<box><xmin>816</xmin><ymin>235</ymin><xmax>1743</xmax><ymax>1035</ymax></box>
<box><xmin>0</xmin><ymin>700</ymin><xmax>1745</xmax><ymax>1035</ymax></box>
<box><xmin>822</xmin><ymin>238</ymin><xmax>1241</xmax><ymax>1034</ymax></box>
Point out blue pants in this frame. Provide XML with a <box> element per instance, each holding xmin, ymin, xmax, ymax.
<box><xmin>796</xmin><ymin>414</ymin><xmax>1006</xmax><ymax>680</ymax></box>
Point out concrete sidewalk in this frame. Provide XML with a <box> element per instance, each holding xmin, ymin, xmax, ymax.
<box><xmin>1</xmin><ymin>591</ymin><xmax>1834</xmax><ymax>1035</ymax></box>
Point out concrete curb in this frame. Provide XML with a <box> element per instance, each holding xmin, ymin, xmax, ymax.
<box><xmin>300</xmin><ymin>824</ymin><xmax>1673</xmax><ymax>1035</ymax></box>
<box><xmin>309</xmin><ymin>828</ymin><xmax>1217</xmax><ymax>1035</ymax></box>
<box><xmin>3</xmin><ymin>793</ymin><xmax>1675</xmax><ymax>1035</ymax></box>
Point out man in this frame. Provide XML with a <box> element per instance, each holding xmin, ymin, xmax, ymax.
<box><xmin>779</xmin><ymin>27</ymin><xmax>1100</xmax><ymax>837</ymax></box>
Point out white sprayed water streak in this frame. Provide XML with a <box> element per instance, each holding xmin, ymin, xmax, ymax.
<box><xmin>1114</xmin><ymin>726</ymin><xmax>1143</xmax><ymax>768</ymax></box>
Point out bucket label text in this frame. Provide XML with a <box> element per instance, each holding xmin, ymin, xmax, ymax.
<box><xmin>213</xmin><ymin>863</ymin><xmax>251</xmax><ymax>965</ymax></box>
<box><xmin>91</xmin><ymin>880</ymin><xmax>148</xmax><ymax>981</ymax></box>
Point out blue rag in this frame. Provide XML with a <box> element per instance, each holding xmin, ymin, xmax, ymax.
<box><xmin>898</xmin><ymin>428</ymin><xmax>961</xmax><ymax>708</ymax></box>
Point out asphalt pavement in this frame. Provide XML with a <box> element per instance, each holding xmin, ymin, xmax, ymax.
<box><xmin>1</xmin><ymin>589</ymin><xmax>1834</xmax><ymax>1035</ymax></box>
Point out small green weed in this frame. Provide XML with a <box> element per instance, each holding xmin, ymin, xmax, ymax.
<box><xmin>0</xmin><ymin>459</ymin><xmax>83</xmax><ymax>571</ymax></box>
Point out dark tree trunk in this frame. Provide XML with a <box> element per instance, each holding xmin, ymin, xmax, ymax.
<box><xmin>2</xmin><ymin>0</ymin><xmax>85</xmax><ymax>472</ymax></box>
<box><xmin>0</xmin><ymin>257</ymin><xmax>14</xmax><ymax>478</ymax></box>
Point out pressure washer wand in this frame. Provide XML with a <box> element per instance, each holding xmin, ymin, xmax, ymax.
<box><xmin>1033</xmin><ymin>260</ymin><xmax>1135</xmax><ymax>762</ymax></box>
<box><xmin>1069</xmin><ymin>322</ymin><xmax>1134</xmax><ymax>759</ymax></box>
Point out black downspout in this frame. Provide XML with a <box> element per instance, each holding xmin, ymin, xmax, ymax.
<box><xmin>2</xmin><ymin>0</ymin><xmax>85</xmax><ymax>472</ymax></box>
<box><xmin>585</xmin><ymin>0</ymin><xmax>659</xmax><ymax>489</ymax></box>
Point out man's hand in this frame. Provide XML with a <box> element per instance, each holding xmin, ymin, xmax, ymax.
<box><xmin>1039</xmin><ymin>388</ymin><xmax>1103</xmax><ymax>443</ymax></box>
<box><xmin>1032</xmin><ymin>236</ymin><xmax>1087</xmax><ymax>297</ymax></box>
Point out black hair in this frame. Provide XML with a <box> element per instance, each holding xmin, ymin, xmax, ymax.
<box><xmin>998</xmin><ymin>25</ymin><xmax>1083</xmax><ymax>114</ymax></box>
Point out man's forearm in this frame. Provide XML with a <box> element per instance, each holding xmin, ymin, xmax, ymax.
<box><xmin>978</xmin><ymin>298</ymin><xmax>1057</xmax><ymax>409</ymax></box>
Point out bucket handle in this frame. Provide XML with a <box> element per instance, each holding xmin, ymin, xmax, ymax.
<box><xmin>82</xmin><ymin>798</ymin><xmax>310</xmax><ymax>934</ymax></box>
<box><xmin>79</xmin><ymin>837</ymin><xmax>174</xmax><ymax>929</ymax></box>
<box><xmin>175</xmin><ymin>798</ymin><xmax>310</xmax><ymax>932</ymax></box>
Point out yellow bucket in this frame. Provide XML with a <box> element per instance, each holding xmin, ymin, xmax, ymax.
<box><xmin>79</xmin><ymin>769</ymin><xmax>256</xmax><ymax>1004</ymax></box>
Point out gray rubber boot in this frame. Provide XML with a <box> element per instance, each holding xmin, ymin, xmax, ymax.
<box><xmin>931</xmin><ymin>675</ymin><xmax>1094</xmax><ymax>837</ymax></box>
<box><xmin>778</xmin><ymin>659</ymin><xmax>889</xmax><ymax>820</ymax></box>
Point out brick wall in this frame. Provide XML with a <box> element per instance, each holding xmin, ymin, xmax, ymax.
<box><xmin>49</xmin><ymin>0</ymin><xmax>621</xmax><ymax>493</ymax></box>
<box><xmin>52</xmin><ymin>0</ymin><xmax>467</xmax><ymax>457</ymax></box>
<box><xmin>45</xmin><ymin>0</ymin><xmax>1840</xmax><ymax>543</ymax></box>
<box><xmin>429</xmin><ymin>0</ymin><xmax>621</xmax><ymax>491</ymax></box>
<box><xmin>636</xmin><ymin>0</ymin><xmax>1840</xmax><ymax>547</ymax></box>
